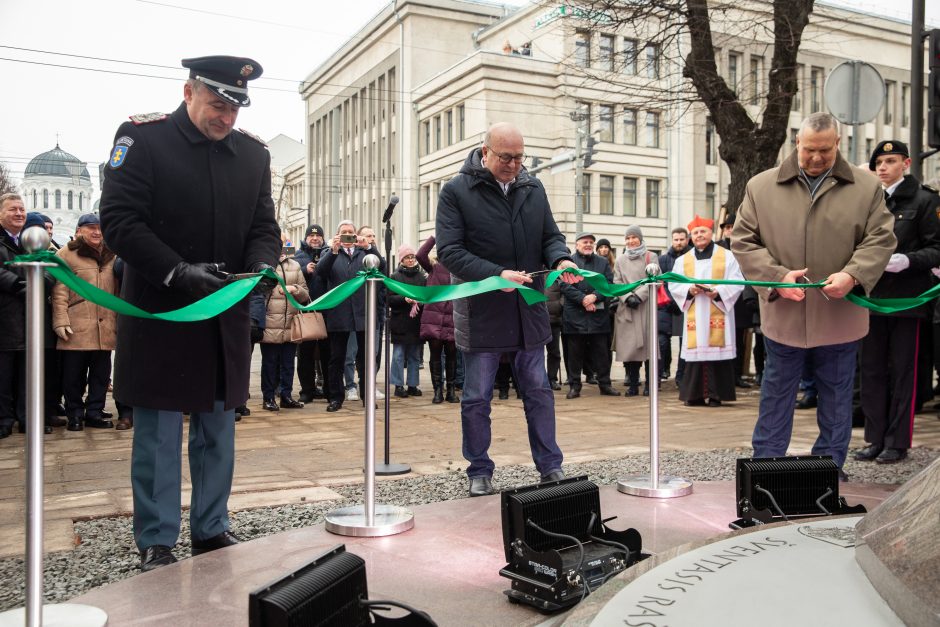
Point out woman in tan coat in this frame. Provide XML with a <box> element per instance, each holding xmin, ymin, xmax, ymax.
<box><xmin>51</xmin><ymin>214</ymin><xmax>118</xmax><ymax>431</ymax></box>
<box><xmin>259</xmin><ymin>249</ymin><xmax>310</xmax><ymax>412</ymax></box>
<box><xmin>613</xmin><ymin>226</ymin><xmax>657</xmax><ymax>395</ymax></box>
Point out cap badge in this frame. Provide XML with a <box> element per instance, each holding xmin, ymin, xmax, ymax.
<box><xmin>240</xmin><ymin>64</ymin><xmax>253</xmax><ymax>77</ymax></box>
<box><xmin>884</xmin><ymin>142</ymin><xmax>893</xmax><ymax>152</ymax></box>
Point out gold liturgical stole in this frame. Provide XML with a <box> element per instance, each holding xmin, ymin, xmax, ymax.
<box><xmin>684</xmin><ymin>245</ymin><xmax>726</xmax><ymax>349</ymax></box>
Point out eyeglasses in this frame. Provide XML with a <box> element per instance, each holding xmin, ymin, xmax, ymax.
<box><xmin>401</xmin><ymin>255</ymin><xmax>416</xmax><ymax>260</ymax></box>
<box><xmin>485</xmin><ymin>145</ymin><xmax>526</xmax><ymax>164</ymax></box>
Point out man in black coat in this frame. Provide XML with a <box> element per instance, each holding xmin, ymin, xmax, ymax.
<box><xmin>561</xmin><ymin>232</ymin><xmax>619</xmax><ymax>398</ymax></box>
<box><xmin>856</xmin><ymin>140</ymin><xmax>940</xmax><ymax>464</ymax></box>
<box><xmin>99</xmin><ymin>56</ymin><xmax>281</xmax><ymax>572</ymax></box>
<box><xmin>0</xmin><ymin>194</ymin><xmax>28</xmax><ymax>439</ymax></box>
<box><xmin>294</xmin><ymin>224</ymin><xmax>329</xmax><ymax>403</ymax></box>
<box><xmin>436</xmin><ymin>122</ymin><xmax>581</xmax><ymax>497</ymax></box>
<box><xmin>658</xmin><ymin>228</ymin><xmax>689</xmax><ymax>384</ymax></box>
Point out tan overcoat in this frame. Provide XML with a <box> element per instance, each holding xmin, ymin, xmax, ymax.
<box><xmin>732</xmin><ymin>151</ymin><xmax>896</xmax><ymax>348</ymax></box>
<box><xmin>51</xmin><ymin>240</ymin><xmax>118</xmax><ymax>351</ymax></box>
<box><xmin>261</xmin><ymin>258</ymin><xmax>310</xmax><ymax>344</ymax></box>
<box><xmin>612</xmin><ymin>250</ymin><xmax>656</xmax><ymax>362</ymax></box>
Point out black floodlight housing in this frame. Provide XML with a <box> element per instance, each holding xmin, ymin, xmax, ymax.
<box><xmin>731</xmin><ymin>455</ymin><xmax>867</xmax><ymax>528</ymax></box>
<box><xmin>249</xmin><ymin>545</ymin><xmax>436</xmax><ymax>627</ymax></box>
<box><xmin>499</xmin><ymin>475</ymin><xmax>647</xmax><ymax>613</ymax></box>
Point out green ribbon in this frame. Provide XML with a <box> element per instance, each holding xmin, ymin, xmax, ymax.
<box><xmin>6</xmin><ymin>251</ymin><xmax>935</xmax><ymax>320</ymax></box>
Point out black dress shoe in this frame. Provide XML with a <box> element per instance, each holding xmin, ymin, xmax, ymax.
<box><xmin>46</xmin><ymin>416</ymin><xmax>67</xmax><ymax>428</ymax></box>
<box><xmin>468</xmin><ymin>476</ymin><xmax>495</xmax><ymax>497</ymax></box>
<box><xmin>498</xmin><ymin>389</ymin><xmax>509</xmax><ymax>400</ymax></box>
<box><xmin>192</xmin><ymin>530</ymin><xmax>240</xmax><ymax>555</ymax></box>
<box><xmin>84</xmin><ymin>415</ymin><xmax>114</xmax><ymax>429</ymax></box>
<box><xmin>140</xmin><ymin>545</ymin><xmax>177</xmax><ymax>572</ymax></box>
<box><xmin>599</xmin><ymin>385</ymin><xmax>621</xmax><ymax>396</ymax></box>
<box><xmin>854</xmin><ymin>444</ymin><xmax>883</xmax><ymax>461</ymax></box>
<box><xmin>297</xmin><ymin>392</ymin><xmax>314</xmax><ymax>403</ymax></box>
<box><xmin>795</xmin><ymin>394</ymin><xmax>817</xmax><ymax>409</ymax></box>
<box><xmin>565</xmin><ymin>387</ymin><xmax>581</xmax><ymax>399</ymax></box>
<box><xmin>626</xmin><ymin>386</ymin><xmax>639</xmax><ymax>397</ymax></box>
<box><xmin>735</xmin><ymin>377</ymin><xmax>752</xmax><ymax>388</ymax></box>
<box><xmin>100</xmin><ymin>410</ymin><xmax>114</xmax><ymax>419</ymax></box>
<box><xmin>235</xmin><ymin>405</ymin><xmax>250</xmax><ymax>417</ymax></box>
<box><xmin>394</xmin><ymin>386</ymin><xmax>408</xmax><ymax>398</ymax></box>
<box><xmin>875</xmin><ymin>448</ymin><xmax>907</xmax><ymax>464</ymax></box>
<box><xmin>407</xmin><ymin>386</ymin><xmax>422</xmax><ymax>397</ymax></box>
<box><xmin>550</xmin><ymin>381</ymin><xmax>561</xmax><ymax>391</ymax></box>
<box><xmin>311</xmin><ymin>387</ymin><xmax>325</xmax><ymax>399</ymax></box>
<box><xmin>279</xmin><ymin>396</ymin><xmax>304</xmax><ymax>409</ymax></box>
<box><xmin>262</xmin><ymin>399</ymin><xmax>279</xmax><ymax>412</ymax></box>
<box><xmin>684</xmin><ymin>399</ymin><xmax>706</xmax><ymax>406</ymax></box>
<box><xmin>585</xmin><ymin>375</ymin><xmax>598</xmax><ymax>385</ymax></box>
<box><xmin>707</xmin><ymin>398</ymin><xmax>722</xmax><ymax>407</ymax></box>
<box><xmin>540</xmin><ymin>470</ymin><xmax>565</xmax><ymax>483</ymax></box>
<box><xmin>67</xmin><ymin>418</ymin><xmax>83</xmax><ymax>431</ymax></box>
<box><xmin>326</xmin><ymin>401</ymin><xmax>342</xmax><ymax>412</ymax></box>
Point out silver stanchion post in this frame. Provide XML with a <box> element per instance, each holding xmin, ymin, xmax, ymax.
<box><xmin>617</xmin><ymin>264</ymin><xmax>693</xmax><ymax>498</ymax></box>
<box><xmin>0</xmin><ymin>226</ymin><xmax>107</xmax><ymax>627</ymax></box>
<box><xmin>325</xmin><ymin>254</ymin><xmax>414</xmax><ymax>537</ymax></box>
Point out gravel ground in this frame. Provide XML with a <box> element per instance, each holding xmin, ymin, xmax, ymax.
<box><xmin>0</xmin><ymin>446</ymin><xmax>936</xmax><ymax>611</ymax></box>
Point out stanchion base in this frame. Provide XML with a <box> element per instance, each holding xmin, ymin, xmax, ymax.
<box><xmin>0</xmin><ymin>603</ymin><xmax>107</xmax><ymax>626</ymax></box>
<box><xmin>617</xmin><ymin>476</ymin><xmax>693</xmax><ymax>498</ymax></box>
<box><xmin>375</xmin><ymin>462</ymin><xmax>411</xmax><ymax>476</ymax></box>
<box><xmin>325</xmin><ymin>503</ymin><xmax>414</xmax><ymax>537</ymax></box>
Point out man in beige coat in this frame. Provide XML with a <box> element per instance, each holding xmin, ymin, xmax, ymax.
<box><xmin>52</xmin><ymin>214</ymin><xmax>118</xmax><ymax>431</ymax></box>
<box><xmin>732</xmin><ymin>112</ymin><xmax>895</xmax><ymax>476</ymax></box>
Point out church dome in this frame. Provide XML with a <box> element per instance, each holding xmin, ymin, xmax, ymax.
<box><xmin>25</xmin><ymin>145</ymin><xmax>91</xmax><ymax>180</ymax></box>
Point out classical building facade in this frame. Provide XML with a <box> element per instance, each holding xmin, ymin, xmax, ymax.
<box><xmin>300</xmin><ymin>0</ymin><xmax>938</xmax><ymax>256</ymax></box>
<box><xmin>20</xmin><ymin>144</ymin><xmax>94</xmax><ymax>243</ymax></box>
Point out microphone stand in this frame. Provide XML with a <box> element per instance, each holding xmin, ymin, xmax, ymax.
<box><xmin>375</xmin><ymin>215</ymin><xmax>410</xmax><ymax>476</ymax></box>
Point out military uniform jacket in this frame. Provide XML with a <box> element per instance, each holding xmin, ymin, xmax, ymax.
<box><xmin>99</xmin><ymin>102</ymin><xmax>281</xmax><ymax>412</ymax></box>
<box><xmin>870</xmin><ymin>175</ymin><xmax>940</xmax><ymax>317</ymax></box>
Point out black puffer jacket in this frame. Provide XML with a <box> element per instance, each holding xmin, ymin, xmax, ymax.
<box><xmin>388</xmin><ymin>264</ymin><xmax>426</xmax><ymax>344</ymax></box>
<box><xmin>560</xmin><ymin>251</ymin><xmax>613</xmax><ymax>335</ymax></box>
<box><xmin>0</xmin><ymin>233</ymin><xmax>27</xmax><ymax>351</ymax></box>
<box><xmin>436</xmin><ymin>147</ymin><xmax>571</xmax><ymax>353</ymax></box>
<box><xmin>871</xmin><ymin>175</ymin><xmax>940</xmax><ymax>317</ymax></box>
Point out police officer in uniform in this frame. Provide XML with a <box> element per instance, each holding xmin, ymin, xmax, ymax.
<box><xmin>856</xmin><ymin>140</ymin><xmax>940</xmax><ymax>464</ymax></box>
<box><xmin>100</xmin><ymin>56</ymin><xmax>281</xmax><ymax>571</ymax></box>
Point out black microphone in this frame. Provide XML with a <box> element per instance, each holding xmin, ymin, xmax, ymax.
<box><xmin>381</xmin><ymin>195</ymin><xmax>400</xmax><ymax>223</ymax></box>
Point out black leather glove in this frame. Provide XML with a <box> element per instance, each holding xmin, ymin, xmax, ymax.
<box><xmin>626</xmin><ymin>294</ymin><xmax>641</xmax><ymax>309</ymax></box>
<box><xmin>250</xmin><ymin>262</ymin><xmax>278</xmax><ymax>294</ymax></box>
<box><xmin>169</xmin><ymin>262</ymin><xmax>226</xmax><ymax>298</ymax></box>
<box><xmin>250</xmin><ymin>325</ymin><xmax>264</xmax><ymax>344</ymax></box>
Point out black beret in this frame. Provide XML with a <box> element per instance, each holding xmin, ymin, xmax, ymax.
<box><xmin>181</xmin><ymin>55</ymin><xmax>263</xmax><ymax>107</ymax></box>
<box><xmin>868</xmin><ymin>140</ymin><xmax>909</xmax><ymax>171</ymax></box>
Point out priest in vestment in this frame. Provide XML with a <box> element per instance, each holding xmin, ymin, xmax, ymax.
<box><xmin>668</xmin><ymin>215</ymin><xmax>744</xmax><ymax>406</ymax></box>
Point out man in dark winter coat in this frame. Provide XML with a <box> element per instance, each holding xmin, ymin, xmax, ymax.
<box><xmin>436</xmin><ymin>122</ymin><xmax>581</xmax><ymax>497</ymax></box>
<box><xmin>99</xmin><ymin>56</ymin><xmax>281</xmax><ymax>572</ymax></box>
<box><xmin>561</xmin><ymin>232</ymin><xmax>620</xmax><ymax>398</ymax></box>
<box><xmin>658</xmin><ymin>228</ymin><xmax>689</xmax><ymax>384</ymax></box>
<box><xmin>856</xmin><ymin>140</ymin><xmax>940</xmax><ymax>464</ymax></box>
<box><xmin>294</xmin><ymin>224</ymin><xmax>329</xmax><ymax>403</ymax></box>
<box><xmin>0</xmin><ymin>194</ymin><xmax>30</xmax><ymax>439</ymax></box>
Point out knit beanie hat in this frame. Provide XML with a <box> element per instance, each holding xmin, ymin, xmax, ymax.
<box><xmin>397</xmin><ymin>244</ymin><xmax>416</xmax><ymax>259</ymax></box>
<box><xmin>625</xmin><ymin>225</ymin><xmax>644</xmax><ymax>241</ymax></box>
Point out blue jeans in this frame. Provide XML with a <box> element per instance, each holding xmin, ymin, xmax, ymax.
<box><xmin>753</xmin><ymin>338</ymin><xmax>857</xmax><ymax>467</ymax></box>
<box><xmin>461</xmin><ymin>348</ymin><xmax>563</xmax><ymax>478</ymax></box>
<box><xmin>260</xmin><ymin>342</ymin><xmax>297</xmax><ymax>400</ymax></box>
<box><xmin>391</xmin><ymin>343</ymin><xmax>422</xmax><ymax>387</ymax></box>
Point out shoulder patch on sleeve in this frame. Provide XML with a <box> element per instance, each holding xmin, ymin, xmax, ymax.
<box><xmin>237</xmin><ymin>128</ymin><xmax>267</xmax><ymax>147</ymax></box>
<box><xmin>129</xmin><ymin>112</ymin><xmax>168</xmax><ymax>125</ymax></box>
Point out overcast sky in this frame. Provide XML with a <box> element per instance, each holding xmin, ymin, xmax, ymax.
<box><xmin>0</xmin><ymin>0</ymin><xmax>936</xmax><ymax>193</ymax></box>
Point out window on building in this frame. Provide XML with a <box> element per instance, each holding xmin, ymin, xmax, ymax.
<box><xmin>623</xmin><ymin>108</ymin><xmax>637</xmax><ymax>145</ymax></box>
<box><xmin>423</xmin><ymin>185</ymin><xmax>431</xmax><ymax>221</ymax></box>
<box><xmin>790</xmin><ymin>127</ymin><xmax>798</xmax><ymax>150</ymax></box>
<box><xmin>432</xmin><ymin>182</ymin><xmax>440</xmax><ymax>216</ymax></box>
<box><xmin>866</xmin><ymin>138</ymin><xmax>873</xmax><ymax>157</ymax></box>
<box><xmin>599</xmin><ymin>175</ymin><xmax>614</xmax><ymax>215</ymax></box>
<box><xmin>647</xmin><ymin>179</ymin><xmax>660</xmax><ymax>218</ymax></box>
<box><xmin>458</xmin><ymin>104</ymin><xmax>465</xmax><ymax>141</ymax></box>
<box><xmin>599</xmin><ymin>34</ymin><xmax>614</xmax><ymax>71</ymax></box>
<box><xmin>901</xmin><ymin>84</ymin><xmax>910</xmax><ymax>127</ymax></box>
<box><xmin>68</xmin><ymin>190</ymin><xmax>73</xmax><ymax>210</ymax></box>
<box><xmin>792</xmin><ymin>65</ymin><xmax>803</xmax><ymax>112</ymax></box>
<box><xmin>55</xmin><ymin>189</ymin><xmax>61</xmax><ymax>209</ymax></box>
<box><xmin>646</xmin><ymin>111</ymin><xmax>661</xmax><ymax>148</ymax></box>
<box><xmin>749</xmin><ymin>56</ymin><xmax>762</xmax><ymax>105</ymax></box>
<box><xmin>79</xmin><ymin>192</ymin><xmax>83</xmax><ymax>210</ymax></box>
<box><xmin>581</xmin><ymin>173</ymin><xmax>591</xmax><ymax>214</ymax></box>
<box><xmin>32</xmin><ymin>190</ymin><xmax>37</xmax><ymax>208</ymax></box>
<box><xmin>446</xmin><ymin>110</ymin><xmax>453</xmax><ymax>146</ymax></box>
<box><xmin>705</xmin><ymin>117</ymin><xmax>717</xmax><ymax>165</ymax></box>
<box><xmin>847</xmin><ymin>135</ymin><xmax>855</xmax><ymax>159</ymax></box>
<box><xmin>884</xmin><ymin>80</ymin><xmax>895</xmax><ymax>124</ymax></box>
<box><xmin>598</xmin><ymin>104</ymin><xmax>613</xmax><ymax>142</ymax></box>
<box><xmin>623</xmin><ymin>177</ymin><xmax>637</xmax><ymax>216</ymax></box>
<box><xmin>622</xmin><ymin>38</ymin><xmax>637</xmax><ymax>75</ymax></box>
<box><xmin>645</xmin><ymin>43</ymin><xmax>660</xmax><ymax>79</ymax></box>
<box><xmin>705</xmin><ymin>183</ymin><xmax>716</xmax><ymax>218</ymax></box>
<box><xmin>575</xmin><ymin>31</ymin><xmax>591</xmax><ymax>68</ymax></box>
<box><xmin>728</xmin><ymin>52</ymin><xmax>741</xmax><ymax>93</ymax></box>
<box><xmin>810</xmin><ymin>66</ymin><xmax>823</xmax><ymax>113</ymax></box>
<box><xmin>43</xmin><ymin>190</ymin><xmax>48</xmax><ymax>209</ymax></box>
<box><xmin>422</xmin><ymin>120</ymin><xmax>430</xmax><ymax>156</ymax></box>
<box><xmin>434</xmin><ymin>115</ymin><xmax>442</xmax><ymax>151</ymax></box>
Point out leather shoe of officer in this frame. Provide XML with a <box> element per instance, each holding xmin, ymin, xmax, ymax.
<box><xmin>84</xmin><ymin>415</ymin><xmax>115</xmax><ymax>429</ymax></box>
<box><xmin>326</xmin><ymin>401</ymin><xmax>342</xmax><ymax>412</ymax></box>
<box><xmin>853</xmin><ymin>444</ymin><xmax>883</xmax><ymax>461</ymax></box>
<box><xmin>140</xmin><ymin>545</ymin><xmax>177</xmax><ymax>572</ymax></box>
<box><xmin>735</xmin><ymin>377</ymin><xmax>752</xmax><ymax>388</ymax></box>
<box><xmin>469</xmin><ymin>476</ymin><xmax>495</xmax><ymax>497</ymax></box>
<box><xmin>191</xmin><ymin>530</ymin><xmax>240</xmax><ymax>556</ymax></box>
<box><xmin>794</xmin><ymin>393</ymin><xmax>817</xmax><ymax>410</ymax></box>
<box><xmin>566</xmin><ymin>386</ymin><xmax>581</xmax><ymax>399</ymax></box>
<box><xmin>599</xmin><ymin>385</ymin><xmax>621</xmax><ymax>396</ymax></box>
<box><xmin>875</xmin><ymin>448</ymin><xmax>907</xmax><ymax>464</ymax></box>
<box><xmin>549</xmin><ymin>381</ymin><xmax>561</xmax><ymax>391</ymax></box>
<box><xmin>280</xmin><ymin>396</ymin><xmax>304</xmax><ymax>409</ymax></box>
<box><xmin>540</xmin><ymin>470</ymin><xmax>565</xmax><ymax>483</ymax></box>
